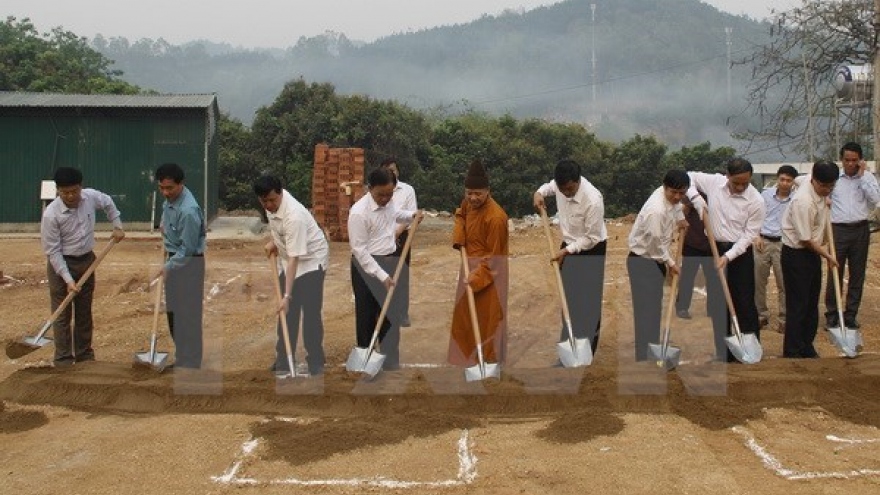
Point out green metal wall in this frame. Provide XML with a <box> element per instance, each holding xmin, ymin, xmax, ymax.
<box><xmin>0</xmin><ymin>108</ymin><xmax>217</xmax><ymax>224</ymax></box>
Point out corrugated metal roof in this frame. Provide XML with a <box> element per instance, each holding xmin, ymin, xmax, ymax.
<box><xmin>0</xmin><ymin>92</ymin><xmax>217</xmax><ymax>109</ymax></box>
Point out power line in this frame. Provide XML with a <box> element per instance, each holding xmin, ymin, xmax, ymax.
<box><xmin>464</xmin><ymin>47</ymin><xmax>756</xmax><ymax>107</ymax></box>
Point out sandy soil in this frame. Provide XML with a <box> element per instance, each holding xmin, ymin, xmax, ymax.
<box><xmin>2</xmin><ymin>216</ymin><xmax>880</xmax><ymax>495</ymax></box>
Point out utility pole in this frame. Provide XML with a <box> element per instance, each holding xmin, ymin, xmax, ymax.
<box><xmin>725</xmin><ymin>27</ymin><xmax>733</xmax><ymax>102</ymax></box>
<box><xmin>591</xmin><ymin>3</ymin><xmax>597</xmax><ymax>103</ymax></box>
<box><xmin>873</xmin><ymin>0</ymin><xmax>880</xmax><ymax>159</ymax></box>
<box><xmin>803</xmin><ymin>54</ymin><xmax>815</xmax><ymax>161</ymax></box>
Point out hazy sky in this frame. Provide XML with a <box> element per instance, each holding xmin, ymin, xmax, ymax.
<box><xmin>7</xmin><ymin>0</ymin><xmax>797</xmax><ymax>48</ymax></box>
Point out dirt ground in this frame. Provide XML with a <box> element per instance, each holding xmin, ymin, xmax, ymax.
<box><xmin>2</xmin><ymin>215</ymin><xmax>880</xmax><ymax>495</ymax></box>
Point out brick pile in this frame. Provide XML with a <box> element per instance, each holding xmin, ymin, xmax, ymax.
<box><xmin>311</xmin><ymin>144</ymin><xmax>365</xmax><ymax>242</ymax></box>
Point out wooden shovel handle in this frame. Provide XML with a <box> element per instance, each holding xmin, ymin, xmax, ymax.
<box><xmin>48</xmin><ymin>238</ymin><xmax>119</xmax><ymax>324</ymax></box>
<box><xmin>538</xmin><ymin>206</ymin><xmax>574</xmax><ymax>331</ymax></box>
<box><xmin>150</xmin><ymin>246</ymin><xmax>166</xmax><ymax>342</ymax></box>
<box><xmin>825</xmin><ymin>216</ymin><xmax>846</xmax><ymax>319</ymax></box>
<box><xmin>268</xmin><ymin>253</ymin><xmax>295</xmax><ymax>373</ymax></box>
<box><xmin>660</xmin><ymin>226</ymin><xmax>687</xmax><ymax>342</ymax></box>
<box><xmin>701</xmin><ymin>208</ymin><xmax>741</xmax><ymax>326</ymax></box>
<box><xmin>368</xmin><ymin>214</ymin><xmax>421</xmax><ymax>348</ymax></box>
<box><xmin>459</xmin><ymin>247</ymin><xmax>485</xmax><ymax>357</ymax></box>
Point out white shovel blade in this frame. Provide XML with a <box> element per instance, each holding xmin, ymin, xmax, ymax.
<box><xmin>556</xmin><ymin>338</ymin><xmax>593</xmax><ymax>368</ymax></box>
<box><xmin>647</xmin><ymin>343</ymin><xmax>681</xmax><ymax>371</ymax></box>
<box><xmin>21</xmin><ymin>336</ymin><xmax>53</xmax><ymax>348</ymax></box>
<box><xmin>741</xmin><ymin>332</ymin><xmax>763</xmax><ymax>362</ymax></box>
<box><xmin>827</xmin><ymin>326</ymin><xmax>858</xmax><ymax>358</ymax></box>
<box><xmin>134</xmin><ymin>351</ymin><xmax>170</xmax><ymax>372</ymax></box>
<box><xmin>345</xmin><ymin>346</ymin><xmax>386</xmax><ymax>377</ymax></box>
<box><xmin>464</xmin><ymin>362</ymin><xmax>501</xmax><ymax>382</ymax></box>
<box><xmin>724</xmin><ymin>333</ymin><xmax>762</xmax><ymax>364</ymax></box>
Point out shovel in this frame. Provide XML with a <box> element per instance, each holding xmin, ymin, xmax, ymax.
<box><xmin>702</xmin><ymin>209</ymin><xmax>763</xmax><ymax>364</ymax></box>
<box><xmin>133</xmin><ymin>250</ymin><xmax>170</xmax><ymax>372</ymax></box>
<box><xmin>825</xmin><ymin>218</ymin><xmax>860</xmax><ymax>358</ymax></box>
<box><xmin>6</xmin><ymin>238</ymin><xmax>118</xmax><ymax>359</ymax></box>
<box><xmin>538</xmin><ymin>207</ymin><xmax>592</xmax><ymax>367</ymax></box>
<box><xmin>267</xmin><ymin>254</ymin><xmax>300</xmax><ymax>379</ymax></box>
<box><xmin>345</xmin><ymin>215</ymin><xmax>420</xmax><ymax>377</ymax></box>
<box><xmin>648</xmin><ymin>227</ymin><xmax>687</xmax><ymax>370</ymax></box>
<box><xmin>460</xmin><ymin>247</ymin><xmax>502</xmax><ymax>381</ymax></box>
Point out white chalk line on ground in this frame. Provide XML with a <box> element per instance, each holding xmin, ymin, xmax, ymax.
<box><xmin>827</xmin><ymin>434</ymin><xmax>880</xmax><ymax>445</ymax></box>
<box><xmin>212</xmin><ymin>427</ymin><xmax>477</xmax><ymax>487</ymax></box>
<box><xmin>733</xmin><ymin>426</ymin><xmax>880</xmax><ymax>480</ymax></box>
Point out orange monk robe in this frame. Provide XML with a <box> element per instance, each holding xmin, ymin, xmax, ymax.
<box><xmin>447</xmin><ymin>196</ymin><xmax>509</xmax><ymax>366</ymax></box>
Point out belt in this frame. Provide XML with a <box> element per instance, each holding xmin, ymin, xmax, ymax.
<box><xmin>167</xmin><ymin>252</ymin><xmax>204</xmax><ymax>258</ymax></box>
<box><xmin>63</xmin><ymin>252</ymin><xmax>94</xmax><ymax>261</ymax></box>
<box><xmin>715</xmin><ymin>241</ymin><xmax>735</xmax><ymax>251</ymax></box>
<box><xmin>760</xmin><ymin>234</ymin><xmax>781</xmax><ymax>242</ymax></box>
<box><xmin>832</xmin><ymin>220</ymin><xmax>868</xmax><ymax>227</ymax></box>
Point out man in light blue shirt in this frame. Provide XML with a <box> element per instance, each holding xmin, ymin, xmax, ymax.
<box><xmin>754</xmin><ymin>165</ymin><xmax>797</xmax><ymax>334</ymax></box>
<box><xmin>825</xmin><ymin>142</ymin><xmax>880</xmax><ymax>329</ymax></box>
<box><xmin>155</xmin><ymin>163</ymin><xmax>206</xmax><ymax>369</ymax></box>
<box><xmin>41</xmin><ymin>167</ymin><xmax>125</xmax><ymax>367</ymax></box>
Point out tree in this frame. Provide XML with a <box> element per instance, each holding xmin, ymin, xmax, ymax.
<box><xmin>735</xmin><ymin>0</ymin><xmax>874</xmax><ymax>158</ymax></box>
<box><xmin>606</xmin><ymin>135</ymin><xmax>669</xmax><ymax>217</ymax></box>
<box><xmin>217</xmin><ymin>114</ymin><xmax>256</xmax><ymax>211</ymax></box>
<box><xmin>663</xmin><ymin>142</ymin><xmax>737</xmax><ymax>172</ymax></box>
<box><xmin>0</xmin><ymin>16</ymin><xmax>139</xmax><ymax>94</ymax></box>
<box><xmin>248</xmin><ymin>79</ymin><xmax>434</xmax><ymax>205</ymax></box>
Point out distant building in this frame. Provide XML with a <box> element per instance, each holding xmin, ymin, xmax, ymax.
<box><xmin>0</xmin><ymin>92</ymin><xmax>219</xmax><ymax>231</ymax></box>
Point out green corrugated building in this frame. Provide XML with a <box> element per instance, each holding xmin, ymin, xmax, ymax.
<box><xmin>0</xmin><ymin>92</ymin><xmax>219</xmax><ymax>231</ymax></box>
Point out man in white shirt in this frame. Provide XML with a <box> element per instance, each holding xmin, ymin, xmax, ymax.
<box><xmin>533</xmin><ymin>159</ymin><xmax>607</xmax><ymax>355</ymax></box>
<box><xmin>379</xmin><ymin>158</ymin><xmax>417</xmax><ymax>327</ymax></box>
<box><xmin>781</xmin><ymin>161</ymin><xmax>838</xmax><ymax>358</ymax></box>
<box><xmin>348</xmin><ymin>167</ymin><xmax>421</xmax><ymax>371</ymax></box>
<box><xmin>41</xmin><ymin>167</ymin><xmax>125</xmax><ymax>368</ymax></box>
<box><xmin>627</xmin><ymin>170</ymin><xmax>688</xmax><ymax>361</ymax></box>
<box><xmin>254</xmin><ymin>175</ymin><xmax>329</xmax><ymax>376</ymax></box>
<box><xmin>824</xmin><ymin>142</ymin><xmax>880</xmax><ymax>330</ymax></box>
<box><xmin>754</xmin><ymin>165</ymin><xmax>797</xmax><ymax>333</ymax></box>
<box><xmin>688</xmin><ymin>158</ymin><xmax>765</xmax><ymax>362</ymax></box>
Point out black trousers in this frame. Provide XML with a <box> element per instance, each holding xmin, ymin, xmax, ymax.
<box><xmin>350</xmin><ymin>255</ymin><xmax>405</xmax><ymax>368</ymax></box>
<box><xmin>627</xmin><ymin>253</ymin><xmax>667</xmax><ymax>361</ymax></box>
<box><xmin>275</xmin><ymin>268</ymin><xmax>326</xmax><ymax>374</ymax></box>
<box><xmin>559</xmin><ymin>241</ymin><xmax>606</xmax><ymax>353</ymax></box>
<box><xmin>47</xmin><ymin>252</ymin><xmax>96</xmax><ymax>363</ymax></box>
<box><xmin>782</xmin><ymin>246</ymin><xmax>820</xmax><ymax>358</ymax></box>
<box><xmin>825</xmin><ymin>222</ymin><xmax>870</xmax><ymax>324</ymax></box>
<box><xmin>705</xmin><ymin>243</ymin><xmax>760</xmax><ymax>361</ymax></box>
<box><xmin>675</xmin><ymin>244</ymin><xmax>712</xmax><ymax>314</ymax></box>
<box><xmin>165</xmin><ymin>256</ymin><xmax>205</xmax><ymax>369</ymax></box>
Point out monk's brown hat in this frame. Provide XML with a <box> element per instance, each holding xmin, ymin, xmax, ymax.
<box><xmin>464</xmin><ymin>160</ymin><xmax>489</xmax><ymax>189</ymax></box>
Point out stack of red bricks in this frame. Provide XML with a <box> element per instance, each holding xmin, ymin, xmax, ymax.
<box><xmin>311</xmin><ymin>144</ymin><xmax>365</xmax><ymax>242</ymax></box>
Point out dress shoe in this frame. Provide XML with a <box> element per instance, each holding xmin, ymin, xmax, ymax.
<box><xmin>53</xmin><ymin>359</ymin><xmax>74</xmax><ymax>369</ymax></box>
<box><xmin>845</xmin><ymin>319</ymin><xmax>860</xmax><ymax>329</ymax></box>
<box><xmin>676</xmin><ymin>309</ymin><xmax>692</xmax><ymax>319</ymax></box>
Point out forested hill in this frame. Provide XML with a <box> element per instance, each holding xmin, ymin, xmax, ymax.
<box><xmin>95</xmin><ymin>0</ymin><xmax>771</xmax><ymax>147</ymax></box>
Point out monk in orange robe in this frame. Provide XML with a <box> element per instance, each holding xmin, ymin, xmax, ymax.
<box><xmin>448</xmin><ymin>160</ymin><xmax>509</xmax><ymax>367</ymax></box>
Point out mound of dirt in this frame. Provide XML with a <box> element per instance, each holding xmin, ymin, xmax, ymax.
<box><xmin>2</xmin><ymin>357</ymin><xmax>880</xmax><ymax>437</ymax></box>
<box><xmin>0</xmin><ymin>405</ymin><xmax>48</xmax><ymax>434</ymax></box>
<box><xmin>252</xmin><ymin>411</ymin><xmax>479</xmax><ymax>465</ymax></box>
